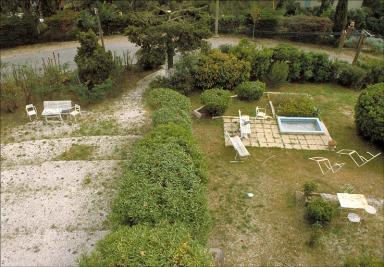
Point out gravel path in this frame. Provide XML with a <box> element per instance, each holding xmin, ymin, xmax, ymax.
<box><xmin>0</xmin><ymin>69</ymin><xmax>164</xmax><ymax>266</ymax></box>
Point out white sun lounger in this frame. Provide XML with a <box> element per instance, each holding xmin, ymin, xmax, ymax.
<box><xmin>239</xmin><ymin>110</ymin><xmax>251</xmax><ymax>139</ymax></box>
<box><xmin>337</xmin><ymin>149</ymin><xmax>381</xmax><ymax>167</ymax></box>
<box><xmin>309</xmin><ymin>157</ymin><xmax>345</xmax><ymax>175</ymax></box>
<box><xmin>225</xmin><ymin>131</ymin><xmax>250</xmax><ymax>161</ymax></box>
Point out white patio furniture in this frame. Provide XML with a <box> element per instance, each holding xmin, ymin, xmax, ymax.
<box><xmin>69</xmin><ymin>104</ymin><xmax>81</xmax><ymax>122</ymax></box>
<box><xmin>239</xmin><ymin>110</ymin><xmax>251</xmax><ymax>139</ymax></box>
<box><xmin>336</xmin><ymin>149</ymin><xmax>381</xmax><ymax>167</ymax></box>
<box><xmin>347</xmin><ymin>213</ymin><xmax>361</xmax><ymax>223</ymax></box>
<box><xmin>365</xmin><ymin>205</ymin><xmax>377</xmax><ymax>215</ymax></box>
<box><xmin>25</xmin><ymin>104</ymin><xmax>37</xmax><ymax>121</ymax></box>
<box><xmin>225</xmin><ymin>131</ymin><xmax>250</xmax><ymax>161</ymax></box>
<box><xmin>255</xmin><ymin>106</ymin><xmax>271</xmax><ymax>119</ymax></box>
<box><xmin>41</xmin><ymin>100</ymin><xmax>72</xmax><ymax>123</ymax></box>
<box><xmin>309</xmin><ymin>157</ymin><xmax>345</xmax><ymax>175</ymax></box>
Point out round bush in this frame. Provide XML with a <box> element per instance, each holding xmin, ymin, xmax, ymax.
<box><xmin>79</xmin><ymin>223</ymin><xmax>213</xmax><ymax>267</ymax></box>
<box><xmin>275</xmin><ymin>95</ymin><xmax>318</xmax><ymax>117</ymax></box>
<box><xmin>355</xmin><ymin>83</ymin><xmax>384</xmax><ymax>144</ymax></box>
<box><xmin>333</xmin><ymin>62</ymin><xmax>367</xmax><ymax>89</ymax></box>
<box><xmin>147</xmin><ymin>88</ymin><xmax>191</xmax><ymax>112</ymax></box>
<box><xmin>267</xmin><ymin>61</ymin><xmax>289</xmax><ymax>87</ymax></box>
<box><xmin>200</xmin><ymin>88</ymin><xmax>231</xmax><ymax>116</ymax></box>
<box><xmin>235</xmin><ymin>81</ymin><xmax>266</xmax><ymax>101</ymax></box>
<box><xmin>306</xmin><ymin>198</ymin><xmax>336</xmax><ymax>225</ymax></box>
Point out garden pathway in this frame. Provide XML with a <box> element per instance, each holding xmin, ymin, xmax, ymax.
<box><xmin>0</xmin><ymin>69</ymin><xmax>165</xmax><ymax>266</ymax></box>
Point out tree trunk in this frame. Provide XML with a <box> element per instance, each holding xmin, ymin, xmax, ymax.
<box><xmin>215</xmin><ymin>0</ymin><xmax>219</xmax><ymax>36</ymax></box>
<box><xmin>333</xmin><ymin>0</ymin><xmax>348</xmax><ymax>35</ymax></box>
<box><xmin>166</xmin><ymin>41</ymin><xmax>174</xmax><ymax>69</ymax></box>
<box><xmin>252</xmin><ymin>21</ymin><xmax>256</xmax><ymax>39</ymax></box>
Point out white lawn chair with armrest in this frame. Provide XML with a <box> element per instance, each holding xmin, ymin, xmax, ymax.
<box><xmin>309</xmin><ymin>157</ymin><xmax>345</xmax><ymax>175</ymax></box>
<box><xmin>239</xmin><ymin>109</ymin><xmax>251</xmax><ymax>139</ymax></box>
<box><xmin>25</xmin><ymin>104</ymin><xmax>38</xmax><ymax>121</ymax></box>
<box><xmin>69</xmin><ymin>104</ymin><xmax>81</xmax><ymax>122</ymax></box>
<box><xmin>336</xmin><ymin>149</ymin><xmax>381</xmax><ymax>167</ymax></box>
<box><xmin>225</xmin><ymin>131</ymin><xmax>250</xmax><ymax>162</ymax></box>
<box><xmin>255</xmin><ymin>106</ymin><xmax>271</xmax><ymax>119</ymax></box>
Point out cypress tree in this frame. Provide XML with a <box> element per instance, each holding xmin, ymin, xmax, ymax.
<box><xmin>333</xmin><ymin>0</ymin><xmax>348</xmax><ymax>33</ymax></box>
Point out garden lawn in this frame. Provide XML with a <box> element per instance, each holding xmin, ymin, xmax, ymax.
<box><xmin>190</xmin><ymin>83</ymin><xmax>384</xmax><ymax>266</ymax></box>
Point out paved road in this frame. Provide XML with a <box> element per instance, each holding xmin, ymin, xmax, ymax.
<box><xmin>1</xmin><ymin>35</ymin><xmax>356</xmax><ymax>72</ymax></box>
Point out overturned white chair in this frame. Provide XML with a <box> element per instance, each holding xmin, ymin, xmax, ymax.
<box><xmin>25</xmin><ymin>104</ymin><xmax>38</xmax><ymax>121</ymax></box>
<box><xmin>225</xmin><ymin>131</ymin><xmax>250</xmax><ymax>162</ymax></box>
<box><xmin>309</xmin><ymin>157</ymin><xmax>345</xmax><ymax>175</ymax></box>
<box><xmin>239</xmin><ymin>110</ymin><xmax>251</xmax><ymax>139</ymax></box>
<box><xmin>337</xmin><ymin>149</ymin><xmax>381</xmax><ymax>167</ymax></box>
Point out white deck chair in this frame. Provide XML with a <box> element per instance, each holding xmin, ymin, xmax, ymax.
<box><xmin>69</xmin><ymin>104</ymin><xmax>81</xmax><ymax>122</ymax></box>
<box><xmin>225</xmin><ymin>131</ymin><xmax>250</xmax><ymax>161</ymax></box>
<box><xmin>309</xmin><ymin>157</ymin><xmax>345</xmax><ymax>175</ymax></box>
<box><xmin>239</xmin><ymin>110</ymin><xmax>251</xmax><ymax>139</ymax></box>
<box><xmin>255</xmin><ymin>106</ymin><xmax>271</xmax><ymax>119</ymax></box>
<box><xmin>25</xmin><ymin>104</ymin><xmax>37</xmax><ymax>121</ymax></box>
<box><xmin>337</xmin><ymin>149</ymin><xmax>381</xmax><ymax>167</ymax></box>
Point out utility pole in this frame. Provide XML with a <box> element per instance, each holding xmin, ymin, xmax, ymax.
<box><xmin>94</xmin><ymin>8</ymin><xmax>105</xmax><ymax>49</ymax></box>
<box><xmin>214</xmin><ymin>0</ymin><xmax>219</xmax><ymax>37</ymax></box>
<box><xmin>352</xmin><ymin>31</ymin><xmax>366</xmax><ymax>64</ymax></box>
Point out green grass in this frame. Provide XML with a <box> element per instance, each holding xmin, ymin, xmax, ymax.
<box><xmin>74</xmin><ymin>119</ymin><xmax>120</xmax><ymax>136</ymax></box>
<box><xmin>55</xmin><ymin>144</ymin><xmax>95</xmax><ymax>161</ymax></box>
<box><xmin>190</xmin><ymin>83</ymin><xmax>383</xmax><ymax>266</ymax></box>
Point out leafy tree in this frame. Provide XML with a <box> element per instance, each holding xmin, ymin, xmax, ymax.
<box><xmin>74</xmin><ymin>30</ymin><xmax>113</xmax><ymax>89</ymax></box>
<box><xmin>249</xmin><ymin>2</ymin><xmax>261</xmax><ymax>38</ymax></box>
<box><xmin>126</xmin><ymin>3</ymin><xmax>211</xmax><ymax>69</ymax></box>
<box><xmin>333</xmin><ymin>0</ymin><xmax>348</xmax><ymax>34</ymax></box>
<box><xmin>318</xmin><ymin>0</ymin><xmax>334</xmax><ymax>16</ymax></box>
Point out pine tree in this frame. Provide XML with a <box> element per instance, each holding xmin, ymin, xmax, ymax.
<box><xmin>333</xmin><ymin>0</ymin><xmax>348</xmax><ymax>33</ymax></box>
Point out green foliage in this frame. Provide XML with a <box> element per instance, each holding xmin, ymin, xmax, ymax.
<box><xmin>136</xmin><ymin>46</ymin><xmax>166</xmax><ymax>70</ymax></box>
<box><xmin>56</xmin><ymin>144</ymin><xmax>94</xmax><ymax>161</ymax></box>
<box><xmin>307</xmin><ymin>222</ymin><xmax>323</xmax><ymax>248</ymax></box>
<box><xmin>0</xmin><ymin>78</ymin><xmax>19</xmax><ymax>113</ymax></box>
<box><xmin>74</xmin><ymin>30</ymin><xmax>114</xmax><ymax>87</ymax></box>
<box><xmin>312</xmin><ymin>52</ymin><xmax>334</xmax><ymax>82</ymax></box>
<box><xmin>152</xmin><ymin>107</ymin><xmax>191</xmax><ymax>129</ymax></box>
<box><xmin>200</xmin><ymin>88</ymin><xmax>232</xmax><ymax>116</ymax></box>
<box><xmin>267</xmin><ymin>61</ymin><xmax>289</xmax><ymax>87</ymax></box>
<box><xmin>42</xmin><ymin>10</ymin><xmax>78</xmax><ymax>42</ymax></box>
<box><xmin>235</xmin><ymin>81</ymin><xmax>266</xmax><ymax>101</ymax></box>
<box><xmin>79</xmin><ymin>223</ymin><xmax>213</xmax><ymax>267</ymax></box>
<box><xmin>333</xmin><ymin>62</ymin><xmax>367</xmax><ymax>89</ymax></box>
<box><xmin>343</xmin><ymin>254</ymin><xmax>384</xmax><ymax>267</ymax></box>
<box><xmin>73</xmin><ymin>79</ymin><xmax>113</xmax><ymax>102</ymax></box>
<box><xmin>333</xmin><ymin>0</ymin><xmax>348</xmax><ymax>35</ymax></box>
<box><xmin>147</xmin><ymin>88</ymin><xmax>191</xmax><ymax>112</ymax></box>
<box><xmin>306</xmin><ymin>198</ymin><xmax>336</xmax><ymax>225</ymax></box>
<box><xmin>0</xmin><ymin>15</ymin><xmax>38</xmax><ymax>48</ymax></box>
<box><xmin>357</xmin><ymin>58</ymin><xmax>384</xmax><ymax>85</ymax></box>
<box><xmin>194</xmin><ymin>50</ymin><xmax>251</xmax><ymax>90</ymax></box>
<box><xmin>272</xmin><ymin>44</ymin><xmax>302</xmax><ymax>81</ymax></box>
<box><xmin>303</xmin><ymin>181</ymin><xmax>318</xmax><ymax>197</ymax></box>
<box><xmin>275</xmin><ymin>95</ymin><xmax>318</xmax><ymax>117</ymax></box>
<box><xmin>355</xmin><ymin>83</ymin><xmax>384</xmax><ymax>145</ymax></box>
<box><xmin>250</xmin><ymin>49</ymin><xmax>273</xmax><ymax>80</ymax></box>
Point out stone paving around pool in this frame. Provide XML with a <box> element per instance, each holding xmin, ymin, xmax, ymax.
<box><xmin>224</xmin><ymin>117</ymin><xmax>332</xmax><ymax>150</ymax></box>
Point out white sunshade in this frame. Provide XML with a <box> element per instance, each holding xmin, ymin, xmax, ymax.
<box><xmin>337</xmin><ymin>193</ymin><xmax>368</xmax><ymax>209</ymax></box>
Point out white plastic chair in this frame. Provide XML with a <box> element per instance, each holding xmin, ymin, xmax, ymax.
<box><xmin>255</xmin><ymin>106</ymin><xmax>270</xmax><ymax>119</ymax></box>
<box><xmin>70</xmin><ymin>104</ymin><xmax>81</xmax><ymax>122</ymax></box>
<box><xmin>337</xmin><ymin>149</ymin><xmax>381</xmax><ymax>167</ymax></box>
<box><xmin>239</xmin><ymin>110</ymin><xmax>251</xmax><ymax>139</ymax></box>
<box><xmin>25</xmin><ymin>104</ymin><xmax>37</xmax><ymax>121</ymax></box>
<box><xmin>309</xmin><ymin>157</ymin><xmax>345</xmax><ymax>175</ymax></box>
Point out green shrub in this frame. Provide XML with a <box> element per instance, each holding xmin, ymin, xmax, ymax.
<box><xmin>303</xmin><ymin>181</ymin><xmax>318</xmax><ymax>197</ymax></box>
<box><xmin>333</xmin><ymin>62</ymin><xmax>367</xmax><ymax>89</ymax></box>
<box><xmin>218</xmin><ymin>44</ymin><xmax>234</xmax><ymax>54</ymax></box>
<box><xmin>235</xmin><ymin>81</ymin><xmax>266</xmax><ymax>101</ymax></box>
<box><xmin>194</xmin><ymin>50</ymin><xmax>251</xmax><ymax>90</ymax></box>
<box><xmin>152</xmin><ymin>107</ymin><xmax>192</xmax><ymax>129</ymax></box>
<box><xmin>300</xmin><ymin>52</ymin><xmax>315</xmax><ymax>81</ymax></box>
<box><xmin>275</xmin><ymin>95</ymin><xmax>318</xmax><ymax>117</ymax></box>
<box><xmin>267</xmin><ymin>61</ymin><xmax>289</xmax><ymax>87</ymax></box>
<box><xmin>306</xmin><ymin>198</ymin><xmax>336</xmax><ymax>225</ymax></box>
<box><xmin>0</xmin><ymin>15</ymin><xmax>38</xmax><ymax>48</ymax></box>
<box><xmin>74</xmin><ymin>30</ymin><xmax>114</xmax><ymax>87</ymax></box>
<box><xmin>312</xmin><ymin>52</ymin><xmax>333</xmax><ymax>83</ymax></box>
<box><xmin>355</xmin><ymin>83</ymin><xmax>384</xmax><ymax>145</ymax></box>
<box><xmin>147</xmin><ymin>88</ymin><xmax>191</xmax><ymax>112</ymax></box>
<box><xmin>110</xmin><ymin>173</ymin><xmax>210</xmax><ymax>242</ymax></box>
<box><xmin>200</xmin><ymin>88</ymin><xmax>232</xmax><ymax>116</ymax></box>
<box><xmin>250</xmin><ymin>49</ymin><xmax>273</xmax><ymax>80</ymax></box>
<box><xmin>79</xmin><ymin>223</ymin><xmax>213</xmax><ymax>267</ymax></box>
<box><xmin>272</xmin><ymin>44</ymin><xmax>302</xmax><ymax>81</ymax></box>
<box><xmin>0</xmin><ymin>79</ymin><xmax>19</xmax><ymax>113</ymax></box>
<box><xmin>41</xmin><ymin>10</ymin><xmax>78</xmax><ymax>42</ymax></box>
<box><xmin>169</xmin><ymin>53</ymin><xmax>201</xmax><ymax>94</ymax></box>
<box><xmin>357</xmin><ymin>59</ymin><xmax>384</xmax><ymax>85</ymax></box>
<box><xmin>343</xmin><ymin>254</ymin><xmax>384</xmax><ymax>267</ymax></box>
<box><xmin>136</xmin><ymin>46</ymin><xmax>166</xmax><ymax>70</ymax></box>
<box><xmin>74</xmin><ymin>78</ymin><xmax>113</xmax><ymax>102</ymax></box>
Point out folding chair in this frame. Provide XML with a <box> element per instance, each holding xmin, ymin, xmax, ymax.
<box><xmin>337</xmin><ymin>149</ymin><xmax>381</xmax><ymax>167</ymax></box>
<box><xmin>25</xmin><ymin>104</ymin><xmax>38</xmax><ymax>121</ymax></box>
<box><xmin>239</xmin><ymin>110</ymin><xmax>251</xmax><ymax>139</ymax></box>
<box><xmin>309</xmin><ymin>157</ymin><xmax>345</xmax><ymax>175</ymax></box>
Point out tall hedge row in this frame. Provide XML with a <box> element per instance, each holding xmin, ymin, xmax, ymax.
<box><xmin>79</xmin><ymin>88</ymin><xmax>212</xmax><ymax>266</ymax></box>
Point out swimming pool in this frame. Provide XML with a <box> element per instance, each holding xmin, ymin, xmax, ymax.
<box><xmin>277</xmin><ymin>116</ymin><xmax>325</xmax><ymax>134</ymax></box>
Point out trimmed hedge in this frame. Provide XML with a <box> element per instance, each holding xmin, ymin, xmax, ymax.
<box><xmin>355</xmin><ymin>83</ymin><xmax>384</xmax><ymax>145</ymax></box>
<box><xmin>79</xmin><ymin>223</ymin><xmax>213</xmax><ymax>267</ymax></box>
<box><xmin>201</xmin><ymin>88</ymin><xmax>232</xmax><ymax>116</ymax></box>
<box><xmin>235</xmin><ymin>81</ymin><xmax>266</xmax><ymax>101</ymax></box>
<box><xmin>147</xmin><ymin>88</ymin><xmax>192</xmax><ymax>112</ymax></box>
<box><xmin>333</xmin><ymin>62</ymin><xmax>367</xmax><ymax>89</ymax></box>
<box><xmin>194</xmin><ymin>50</ymin><xmax>251</xmax><ymax>90</ymax></box>
<box><xmin>0</xmin><ymin>15</ymin><xmax>38</xmax><ymax>48</ymax></box>
<box><xmin>272</xmin><ymin>44</ymin><xmax>302</xmax><ymax>81</ymax></box>
<box><xmin>152</xmin><ymin>107</ymin><xmax>191</xmax><ymax>129</ymax></box>
<box><xmin>275</xmin><ymin>95</ymin><xmax>318</xmax><ymax>117</ymax></box>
